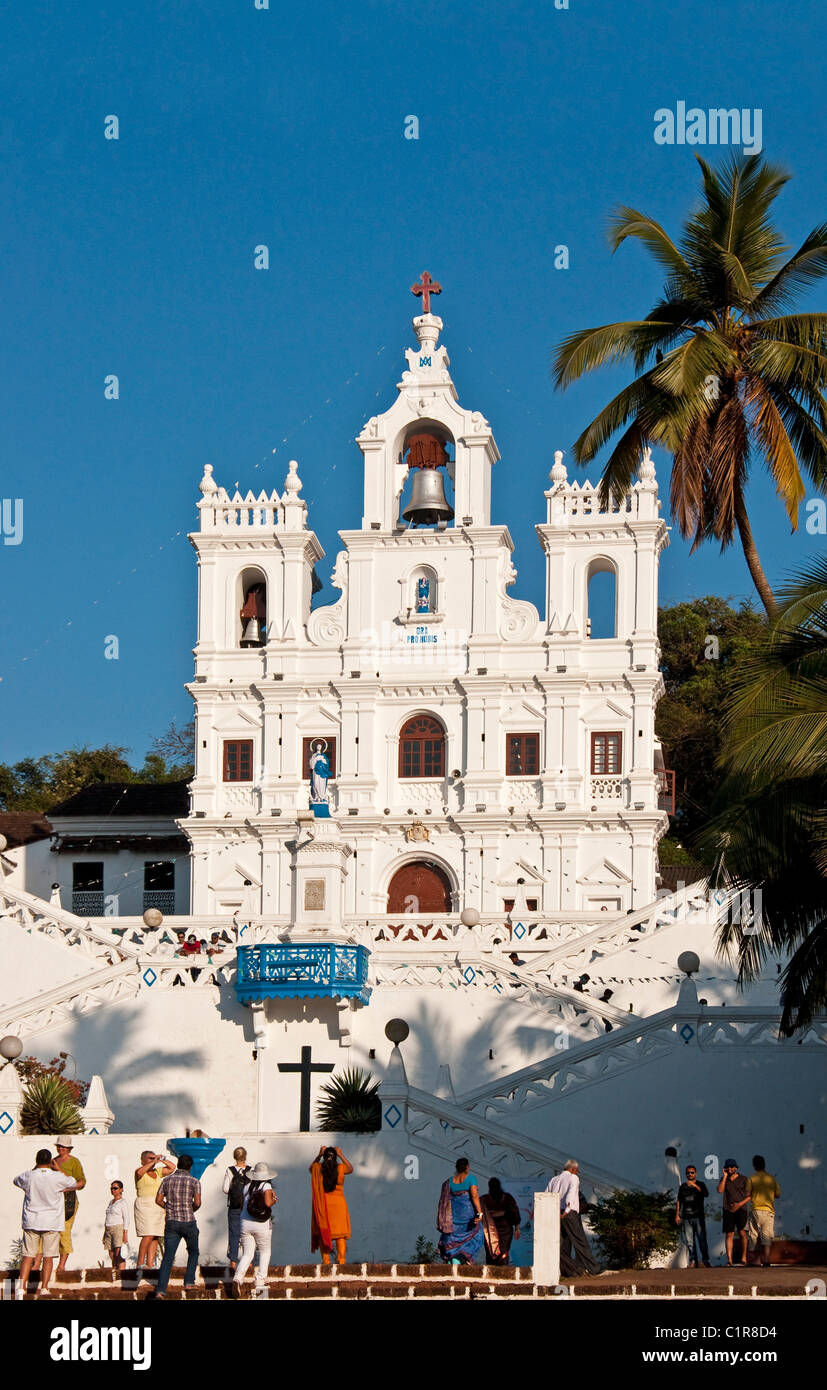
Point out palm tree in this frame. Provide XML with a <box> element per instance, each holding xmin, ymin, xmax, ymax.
<box><xmin>697</xmin><ymin>557</ymin><xmax>827</xmax><ymax>1032</ymax></box>
<box><xmin>552</xmin><ymin>154</ymin><xmax>827</xmax><ymax>616</ymax></box>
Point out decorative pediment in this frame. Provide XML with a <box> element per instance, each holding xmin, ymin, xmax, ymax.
<box><xmin>582</xmin><ymin>699</ymin><xmax>628</xmax><ymax>722</ymax></box>
<box><xmin>296</xmin><ymin>706</ymin><xmax>339</xmax><ymax>731</ymax></box>
<box><xmin>501</xmin><ymin>700</ymin><xmax>544</xmax><ymax>725</ymax></box>
<box><xmin>209</xmin><ymin>861</ymin><xmax>262</xmax><ymax>891</ymax></box>
<box><xmin>213</xmin><ymin>709</ymin><xmax>260</xmax><ymax>733</ymax></box>
<box><xmin>578</xmin><ymin>857</ymin><xmax>632</xmax><ymax>886</ymax></box>
<box><xmin>497</xmin><ymin>860</ymin><xmax>545</xmax><ymax>886</ymax></box>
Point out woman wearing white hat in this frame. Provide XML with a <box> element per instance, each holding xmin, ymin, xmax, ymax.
<box><xmin>228</xmin><ymin>1162</ymin><xmax>277</xmax><ymax>1298</ymax></box>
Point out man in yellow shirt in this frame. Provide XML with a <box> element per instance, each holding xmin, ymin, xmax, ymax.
<box><xmin>746</xmin><ymin>1155</ymin><xmax>781</xmax><ymax>1268</ymax></box>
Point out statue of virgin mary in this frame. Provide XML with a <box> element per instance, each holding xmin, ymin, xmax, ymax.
<box><xmin>309</xmin><ymin>740</ymin><xmax>331</xmax><ymax>804</ymax></box>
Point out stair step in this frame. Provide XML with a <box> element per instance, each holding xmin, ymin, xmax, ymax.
<box><xmin>3</xmin><ymin>1263</ymin><xmax>823</xmax><ymax>1300</ymax></box>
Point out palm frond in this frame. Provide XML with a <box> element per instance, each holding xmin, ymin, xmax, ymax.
<box><xmin>749</xmin><ymin>224</ymin><xmax>827</xmax><ymax>315</ymax></box>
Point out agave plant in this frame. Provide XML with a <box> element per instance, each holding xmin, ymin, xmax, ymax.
<box><xmin>19</xmin><ymin>1075</ymin><xmax>85</xmax><ymax>1137</ymax></box>
<box><xmin>315</xmin><ymin>1067</ymin><xmax>381</xmax><ymax>1133</ymax></box>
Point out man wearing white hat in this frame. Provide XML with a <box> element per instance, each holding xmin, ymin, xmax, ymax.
<box><xmin>228</xmin><ymin>1162</ymin><xmax>277</xmax><ymax>1298</ymax></box>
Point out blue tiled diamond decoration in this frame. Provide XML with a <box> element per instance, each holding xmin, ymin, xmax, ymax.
<box><xmin>143</xmin><ymin>968</ymin><xmax>157</xmax><ymax>988</ymax></box>
<box><xmin>513</xmin><ymin>922</ymin><xmax>526</xmax><ymax>939</ymax></box>
<box><xmin>0</xmin><ymin>1111</ymin><xmax>14</xmax><ymax>1134</ymax></box>
<box><xmin>383</xmin><ymin>1104</ymin><xmax>401</xmax><ymax>1129</ymax></box>
<box><xmin>492</xmin><ymin>982</ymin><xmax>503</xmax><ymax>994</ymax></box>
<box><xmin>680</xmin><ymin>1024</ymin><xmax>694</xmax><ymax>1042</ymax></box>
<box><xmin>463</xmin><ymin>966</ymin><xmax>476</xmax><ymax>984</ymax></box>
<box><xmin>88</xmin><ymin>1128</ymin><xmax>99</xmax><ymax>1134</ymax></box>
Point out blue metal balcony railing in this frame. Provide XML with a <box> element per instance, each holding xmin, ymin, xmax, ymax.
<box><xmin>235</xmin><ymin>943</ymin><xmax>371</xmax><ymax>1006</ymax></box>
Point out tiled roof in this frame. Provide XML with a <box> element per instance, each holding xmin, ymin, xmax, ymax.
<box><xmin>0</xmin><ymin>811</ymin><xmax>53</xmax><ymax>847</ymax></box>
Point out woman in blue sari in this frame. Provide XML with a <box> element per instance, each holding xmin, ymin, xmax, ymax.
<box><xmin>437</xmin><ymin>1156</ymin><xmax>485</xmax><ymax>1265</ymax></box>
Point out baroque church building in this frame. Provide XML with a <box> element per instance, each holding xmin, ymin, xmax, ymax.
<box><xmin>185</xmin><ymin>303</ymin><xmax>669</xmax><ymax>924</ymax></box>
<box><xmin>1</xmin><ymin>288</ymin><xmax>823</xmax><ymax>1267</ymax></box>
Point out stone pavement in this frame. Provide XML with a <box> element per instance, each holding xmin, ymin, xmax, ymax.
<box><xmin>3</xmin><ymin>1262</ymin><xmax>825</xmax><ymax>1300</ymax></box>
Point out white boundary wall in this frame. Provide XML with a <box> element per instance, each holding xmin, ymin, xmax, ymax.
<box><xmin>0</xmin><ymin>1131</ymin><xmax>501</xmax><ymax>1270</ymax></box>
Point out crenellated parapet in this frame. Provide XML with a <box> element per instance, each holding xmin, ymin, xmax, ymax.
<box><xmin>197</xmin><ymin>459</ymin><xmax>308</xmax><ymax>533</ymax></box>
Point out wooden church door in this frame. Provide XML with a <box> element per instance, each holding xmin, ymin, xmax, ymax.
<box><xmin>387</xmin><ymin>860</ymin><xmax>452</xmax><ymax>914</ymax></box>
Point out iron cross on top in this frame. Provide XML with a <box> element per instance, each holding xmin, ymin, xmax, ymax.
<box><xmin>411</xmin><ymin>271</ymin><xmax>442</xmax><ymax>314</ymax></box>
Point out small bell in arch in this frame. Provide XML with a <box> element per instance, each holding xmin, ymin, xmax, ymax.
<box><xmin>240</xmin><ymin>583</ymin><xmax>267</xmax><ymax>647</ymax></box>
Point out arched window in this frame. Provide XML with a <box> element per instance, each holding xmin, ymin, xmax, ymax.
<box><xmin>399</xmin><ymin>715</ymin><xmax>445</xmax><ymax>778</ymax></box>
<box><xmin>409</xmin><ymin>565</ymin><xmax>438</xmax><ymax>615</ymax></box>
<box><xmin>586</xmin><ymin>558</ymin><xmax>617</xmax><ymax>639</ymax></box>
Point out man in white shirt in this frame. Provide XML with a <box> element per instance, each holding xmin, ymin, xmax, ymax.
<box><xmin>13</xmin><ymin>1150</ymin><xmax>83</xmax><ymax>1298</ymax></box>
<box><xmin>546</xmin><ymin>1159</ymin><xmax>601</xmax><ymax>1276</ymax></box>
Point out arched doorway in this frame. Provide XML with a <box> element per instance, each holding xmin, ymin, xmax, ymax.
<box><xmin>386</xmin><ymin>861</ymin><xmax>453</xmax><ymax>938</ymax></box>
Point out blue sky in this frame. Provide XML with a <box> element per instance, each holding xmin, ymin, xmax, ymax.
<box><xmin>2</xmin><ymin>0</ymin><xmax>825</xmax><ymax>763</ymax></box>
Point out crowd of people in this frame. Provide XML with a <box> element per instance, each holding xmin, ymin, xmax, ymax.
<box><xmin>10</xmin><ymin>1139</ymin><xmax>783</xmax><ymax>1297</ymax></box>
<box><xmin>676</xmin><ymin>1155</ymin><xmax>781</xmax><ymax>1269</ymax></box>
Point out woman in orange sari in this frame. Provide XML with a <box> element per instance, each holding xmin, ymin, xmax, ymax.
<box><xmin>310</xmin><ymin>1146</ymin><xmax>353</xmax><ymax>1265</ymax></box>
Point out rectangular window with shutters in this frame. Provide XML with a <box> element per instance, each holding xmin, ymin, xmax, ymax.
<box><xmin>506</xmin><ymin>733</ymin><xmax>540</xmax><ymax>776</ymax></box>
<box><xmin>591</xmin><ymin>732</ymin><xmax>622</xmax><ymax>775</ymax></box>
<box><xmin>223</xmin><ymin>739</ymin><xmax>254</xmax><ymax>782</ymax></box>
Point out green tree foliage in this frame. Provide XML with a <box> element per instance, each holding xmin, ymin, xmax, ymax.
<box><xmin>552</xmin><ymin>153</ymin><xmax>827</xmax><ymax>616</ymax></box>
<box><xmin>14</xmin><ymin>1053</ymin><xmax>89</xmax><ymax>1109</ymax></box>
<box><xmin>656</xmin><ymin>596</ymin><xmax>766</xmax><ymax>845</ymax></box>
<box><xmin>697</xmin><ymin>558</ymin><xmax>827</xmax><ymax>1033</ymax></box>
<box><xmin>0</xmin><ymin>720</ymin><xmax>195</xmax><ymax>812</ymax></box>
<box><xmin>315</xmin><ymin>1068</ymin><xmax>381</xmax><ymax>1133</ymax></box>
<box><xmin>588</xmin><ymin>1189</ymin><xmax>681</xmax><ymax>1270</ymax></box>
<box><xmin>142</xmin><ymin>720</ymin><xmax>195</xmax><ymax>782</ymax></box>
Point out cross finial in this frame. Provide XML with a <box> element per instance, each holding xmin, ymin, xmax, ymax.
<box><xmin>411</xmin><ymin>271</ymin><xmax>442</xmax><ymax>315</ymax></box>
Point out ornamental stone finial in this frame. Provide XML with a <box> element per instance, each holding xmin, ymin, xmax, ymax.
<box><xmin>284</xmin><ymin>459</ymin><xmax>302</xmax><ymax>494</ymax></box>
<box><xmin>413</xmin><ymin>315</ymin><xmax>443</xmax><ymax>355</ymax></box>
<box><xmin>550</xmin><ymin>450</ymin><xmax>567</xmax><ymax>483</ymax></box>
<box><xmin>199</xmin><ymin>463</ymin><xmax>218</xmax><ymax>495</ymax></box>
<box><xmin>639</xmin><ymin>445</ymin><xmax>656</xmax><ymax>481</ymax></box>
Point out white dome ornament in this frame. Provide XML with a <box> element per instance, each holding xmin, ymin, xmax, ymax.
<box><xmin>283</xmin><ymin>459</ymin><xmax>302</xmax><ymax>495</ymax></box>
<box><xmin>199</xmin><ymin>463</ymin><xmax>219</xmax><ymax>496</ymax></box>
<box><xmin>639</xmin><ymin>446</ymin><xmax>656</xmax><ymax>482</ymax></box>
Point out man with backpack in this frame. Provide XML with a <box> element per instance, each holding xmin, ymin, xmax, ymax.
<box><xmin>228</xmin><ymin>1162</ymin><xmax>277</xmax><ymax>1298</ymax></box>
<box><xmin>222</xmin><ymin>1147</ymin><xmax>252</xmax><ymax>1272</ymax></box>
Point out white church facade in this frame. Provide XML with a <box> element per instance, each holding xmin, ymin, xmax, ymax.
<box><xmin>185</xmin><ymin>307</ymin><xmax>669</xmax><ymax>923</ymax></box>
<box><xmin>0</xmin><ymin>293</ymin><xmax>824</xmax><ymax>1269</ymax></box>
